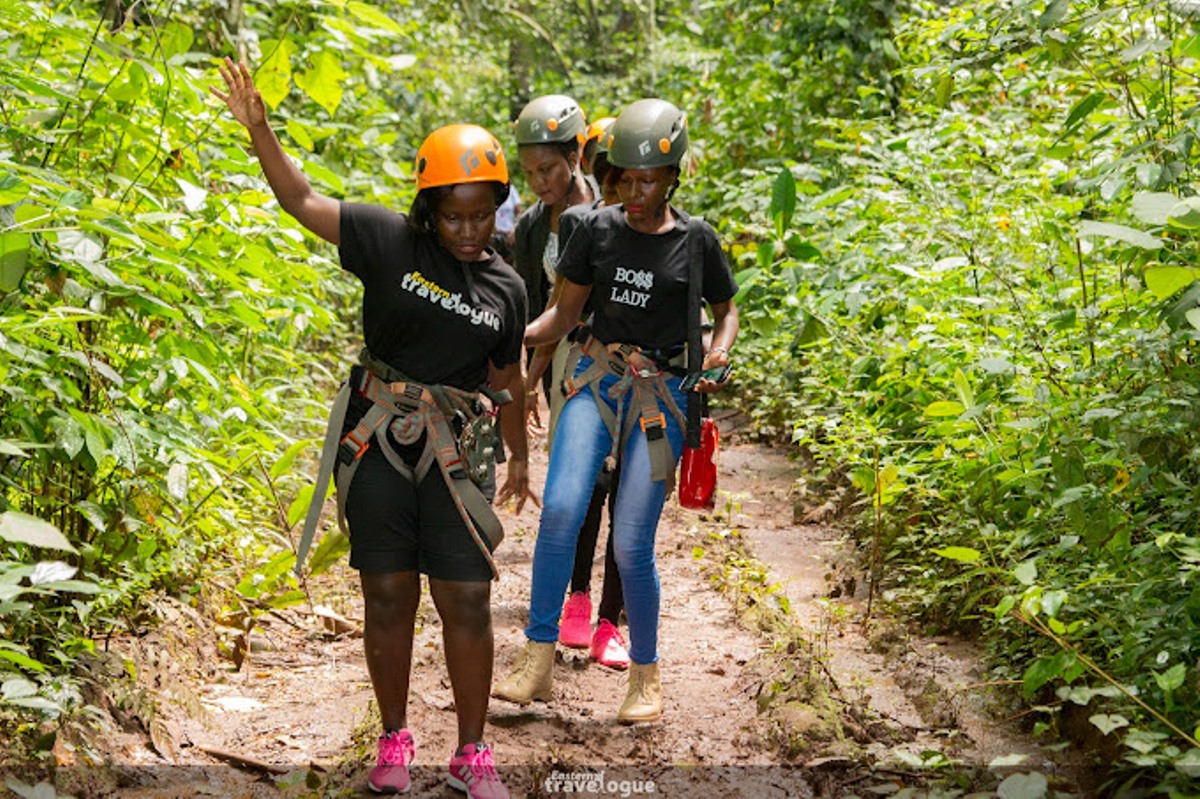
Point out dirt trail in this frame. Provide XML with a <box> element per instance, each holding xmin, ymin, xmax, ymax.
<box><xmin>31</xmin><ymin>412</ymin><xmax>1081</xmax><ymax>798</ymax></box>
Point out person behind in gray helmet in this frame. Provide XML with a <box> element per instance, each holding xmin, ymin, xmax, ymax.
<box><xmin>511</xmin><ymin>95</ymin><xmax>599</xmax><ymax>430</ymax></box>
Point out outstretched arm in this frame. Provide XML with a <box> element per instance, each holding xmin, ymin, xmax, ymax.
<box><xmin>210</xmin><ymin>58</ymin><xmax>340</xmax><ymax>245</ymax></box>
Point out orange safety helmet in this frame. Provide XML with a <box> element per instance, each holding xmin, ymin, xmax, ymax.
<box><xmin>415</xmin><ymin>124</ymin><xmax>509</xmax><ymax>191</ymax></box>
<box><xmin>586</xmin><ymin>116</ymin><xmax>617</xmax><ymax>145</ymax></box>
<box><xmin>585</xmin><ymin>116</ymin><xmax>617</xmax><ymax>173</ymax></box>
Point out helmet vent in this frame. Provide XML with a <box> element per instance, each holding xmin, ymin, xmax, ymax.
<box><xmin>459</xmin><ymin>149</ymin><xmax>482</xmax><ymax>174</ymax></box>
<box><xmin>485</xmin><ymin>149</ymin><xmax>498</xmax><ymax>166</ymax></box>
<box><xmin>418</xmin><ymin>157</ymin><xmax>427</xmax><ymax>174</ymax></box>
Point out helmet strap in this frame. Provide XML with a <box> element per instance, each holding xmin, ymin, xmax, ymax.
<box><xmin>564</xmin><ymin>170</ymin><xmax>582</xmax><ymax>206</ymax></box>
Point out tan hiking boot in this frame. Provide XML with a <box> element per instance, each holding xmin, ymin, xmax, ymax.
<box><xmin>617</xmin><ymin>661</ymin><xmax>662</xmax><ymax>723</ymax></box>
<box><xmin>493</xmin><ymin>641</ymin><xmax>555</xmax><ymax>704</ymax></box>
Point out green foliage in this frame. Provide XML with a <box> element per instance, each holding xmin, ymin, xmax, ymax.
<box><xmin>2</xmin><ymin>0</ymin><xmax>1199</xmax><ymax>789</ymax></box>
<box><xmin>0</xmin><ymin>0</ymin><xmax>465</xmax><ymax>739</ymax></box>
<box><xmin>659</xmin><ymin>0</ymin><xmax>1200</xmax><ymax>789</ymax></box>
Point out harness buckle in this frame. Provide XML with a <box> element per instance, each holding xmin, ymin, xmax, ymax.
<box><xmin>338</xmin><ymin>430</ymin><xmax>370</xmax><ymax>463</ymax></box>
<box><xmin>640</xmin><ymin>412</ymin><xmax>666</xmax><ymax>441</ymax></box>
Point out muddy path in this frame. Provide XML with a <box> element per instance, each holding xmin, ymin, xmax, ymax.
<box><xmin>19</xmin><ymin>411</ymin><xmax>1084</xmax><ymax>798</ymax></box>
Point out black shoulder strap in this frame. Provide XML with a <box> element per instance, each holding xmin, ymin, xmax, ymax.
<box><xmin>685</xmin><ymin>217</ymin><xmax>705</xmax><ymax>449</ymax></box>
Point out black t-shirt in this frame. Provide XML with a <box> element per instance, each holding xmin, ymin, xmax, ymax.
<box><xmin>338</xmin><ymin>202</ymin><xmax>527</xmax><ymax>392</ymax></box>
<box><xmin>556</xmin><ymin>204</ymin><xmax>738</xmax><ymax>350</ymax></box>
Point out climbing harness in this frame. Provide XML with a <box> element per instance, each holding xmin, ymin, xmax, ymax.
<box><xmin>555</xmin><ymin>216</ymin><xmax>713</xmax><ymax>487</ymax></box>
<box><xmin>560</xmin><ymin>334</ymin><xmax>688</xmax><ymax>487</ymax></box>
<box><xmin>294</xmin><ymin>348</ymin><xmax>511</xmax><ymax>579</ymax></box>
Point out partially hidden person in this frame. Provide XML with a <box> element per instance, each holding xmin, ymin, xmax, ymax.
<box><xmin>491</xmin><ymin>184</ymin><xmax>521</xmax><ymax>262</ymax></box>
<box><xmin>511</xmin><ymin>94</ymin><xmax>599</xmax><ymax>429</ymax></box>
<box><xmin>212</xmin><ymin>57</ymin><xmax>536</xmax><ymax>799</ymax></box>
<box><xmin>544</xmin><ymin>115</ymin><xmax>630</xmax><ymax>670</ymax></box>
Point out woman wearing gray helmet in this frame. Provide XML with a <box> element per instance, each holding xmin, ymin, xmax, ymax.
<box><xmin>512</xmin><ymin>95</ymin><xmax>599</xmax><ymax>421</ymax></box>
<box><xmin>529</xmin><ymin>113</ymin><xmax>631</xmax><ymax>672</ymax></box>
<box><xmin>496</xmin><ymin>99</ymin><xmax>739</xmax><ymax>723</ymax></box>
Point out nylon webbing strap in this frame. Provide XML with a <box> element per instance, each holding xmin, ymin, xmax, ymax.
<box><xmin>295</xmin><ymin>382</ymin><xmax>353</xmax><ymax>575</ymax></box>
<box><xmin>294</xmin><ymin>361</ymin><xmax>508</xmax><ymax>580</ymax></box>
<box><xmin>685</xmin><ymin>218</ymin><xmax>704</xmax><ymax>449</ymax></box>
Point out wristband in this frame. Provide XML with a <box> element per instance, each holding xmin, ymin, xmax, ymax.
<box><xmin>709</xmin><ymin>346</ymin><xmax>729</xmax><ymax>357</ymax></box>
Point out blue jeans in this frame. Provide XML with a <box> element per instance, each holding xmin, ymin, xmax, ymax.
<box><xmin>526</xmin><ymin>357</ymin><xmax>686</xmax><ymax>665</ymax></box>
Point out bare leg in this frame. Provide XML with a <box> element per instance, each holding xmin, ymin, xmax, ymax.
<box><xmin>360</xmin><ymin>571</ymin><xmax>421</xmax><ymax>731</ymax></box>
<box><xmin>429</xmin><ymin>578</ymin><xmax>493</xmax><ymax>747</ymax></box>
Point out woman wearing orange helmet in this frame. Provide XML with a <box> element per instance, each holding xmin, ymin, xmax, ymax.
<box><xmin>213</xmin><ymin>58</ymin><xmax>530</xmax><ymax>799</ymax></box>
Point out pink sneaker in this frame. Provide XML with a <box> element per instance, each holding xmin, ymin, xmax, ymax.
<box><xmin>590</xmin><ymin>619</ymin><xmax>630</xmax><ymax>670</ymax></box>
<box><xmin>559</xmin><ymin>592</ymin><xmax>592</xmax><ymax>648</ymax></box>
<box><xmin>368</xmin><ymin>729</ymin><xmax>415</xmax><ymax>794</ymax></box>
<box><xmin>447</xmin><ymin>742</ymin><xmax>509</xmax><ymax>799</ymax></box>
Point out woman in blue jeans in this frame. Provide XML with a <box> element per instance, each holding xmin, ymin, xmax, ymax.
<box><xmin>494</xmin><ymin>98</ymin><xmax>739</xmax><ymax>722</ymax></box>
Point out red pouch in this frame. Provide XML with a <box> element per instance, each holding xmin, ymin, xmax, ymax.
<box><xmin>679</xmin><ymin>417</ymin><xmax>719</xmax><ymax>510</ymax></box>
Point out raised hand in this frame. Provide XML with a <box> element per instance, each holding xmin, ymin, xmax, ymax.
<box><xmin>210</xmin><ymin>57</ymin><xmax>267</xmax><ymax>130</ymax></box>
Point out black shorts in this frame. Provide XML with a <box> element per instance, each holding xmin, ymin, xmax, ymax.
<box><xmin>338</xmin><ymin>379</ymin><xmax>497</xmax><ymax>582</ymax></box>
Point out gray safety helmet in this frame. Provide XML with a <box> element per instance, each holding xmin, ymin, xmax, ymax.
<box><xmin>607</xmin><ymin>99</ymin><xmax>688</xmax><ymax>170</ymax></box>
<box><xmin>515</xmin><ymin>95</ymin><xmax>587</xmax><ymax>146</ymax></box>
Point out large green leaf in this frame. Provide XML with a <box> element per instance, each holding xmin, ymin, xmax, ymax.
<box><xmin>0</xmin><ymin>174</ymin><xmax>30</xmax><ymax>205</ymax></box>
<box><xmin>303</xmin><ymin>158</ymin><xmax>345</xmax><ymax>194</ymax></box>
<box><xmin>924</xmin><ymin>400</ymin><xmax>965</xmax><ymax>417</ymax></box>
<box><xmin>159</xmin><ymin>21</ymin><xmax>195</xmax><ymax>60</ymax></box>
<box><xmin>769</xmin><ymin>168</ymin><xmax>796</xmax><ymax>239</ymax></box>
<box><xmin>1063</xmin><ymin>93</ymin><xmax>1107</xmax><ymax>132</ymax></box>
<box><xmin>285</xmin><ymin>118</ymin><xmax>315</xmax><ymax>151</ymax></box>
<box><xmin>1154</xmin><ymin>663</ymin><xmax>1187</xmax><ymax>692</ymax></box>
<box><xmin>294</xmin><ymin>50</ymin><xmax>346</xmax><ymax>117</ymax></box>
<box><xmin>0</xmin><ymin>648</ymin><xmax>47</xmax><ymax>673</ymax></box>
<box><xmin>1144</xmin><ymin>266</ymin><xmax>1200</xmax><ymax>300</ymax></box>
<box><xmin>0</xmin><ymin>512</ymin><xmax>76</xmax><ymax>553</ymax></box>
<box><xmin>1130</xmin><ymin>192</ymin><xmax>1178</xmax><ymax>225</ymax></box>
<box><xmin>256</xmin><ymin>39</ymin><xmax>296</xmax><ymax>109</ymax></box>
<box><xmin>1023</xmin><ymin>651</ymin><xmax>1073</xmax><ymax>697</ymax></box>
<box><xmin>1167</xmin><ymin>196</ymin><xmax>1200</xmax><ymax>229</ymax></box>
<box><xmin>348</xmin><ymin>1</ymin><xmax>405</xmax><ymax>34</ymax></box>
<box><xmin>1038</xmin><ymin>0</ymin><xmax>1070</xmax><ymax>30</ymax></box>
<box><xmin>0</xmin><ymin>231</ymin><xmax>30</xmax><ymax>291</ymax></box>
<box><xmin>997</xmin><ymin>772</ymin><xmax>1048</xmax><ymax>799</ymax></box>
<box><xmin>932</xmin><ymin>546</ymin><xmax>981</xmax><ymax>563</ymax></box>
<box><xmin>109</xmin><ymin>62</ymin><xmax>148</xmax><ymax>103</ymax></box>
<box><xmin>1078</xmin><ymin>220</ymin><xmax>1161</xmax><ymax>249</ymax></box>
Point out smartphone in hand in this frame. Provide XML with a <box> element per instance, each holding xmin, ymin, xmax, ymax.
<box><xmin>679</xmin><ymin>363</ymin><xmax>733</xmax><ymax>392</ymax></box>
